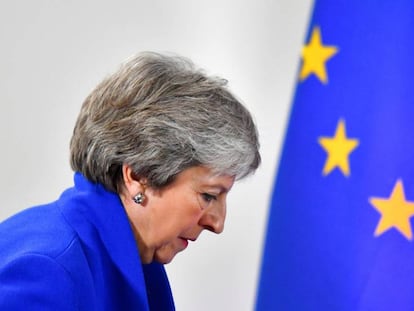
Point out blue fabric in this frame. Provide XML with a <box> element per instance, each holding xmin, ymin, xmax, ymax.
<box><xmin>256</xmin><ymin>1</ymin><xmax>414</xmax><ymax>310</ymax></box>
<box><xmin>0</xmin><ymin>173</ymin><xmax>175</xmax><ymax>310</ymax></box>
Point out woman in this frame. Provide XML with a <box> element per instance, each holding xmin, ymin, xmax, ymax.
<box><xmin>0</xmin><ymin>52</ymin><xmax>260</xmax><ymax>310</ymax></box>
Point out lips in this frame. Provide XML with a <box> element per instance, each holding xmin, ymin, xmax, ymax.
<box><xmin>179</xmin><ymin>237</ymin><xmax>189</xmax><ymax>248</ymax></box>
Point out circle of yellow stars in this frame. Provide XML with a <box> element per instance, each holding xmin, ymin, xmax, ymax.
<box><xmin>301</xmin><ymin>25</ymin><xmax>414</xmax><ymax>241</ymax></box>
<box><xmin>318</xmin><ymin>118</ymin><xmax>414</xmax><ymax>241</ymax></box>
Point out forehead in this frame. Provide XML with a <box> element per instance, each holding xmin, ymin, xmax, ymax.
<box><xmin>175</xmin><ymin>166</ymin><xmax>235</xmax><ymax>192</ymax></box>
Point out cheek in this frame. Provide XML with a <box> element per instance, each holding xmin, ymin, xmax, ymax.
<box><xmin>153</xmin><ymin>194</ymin><xmax>202</xmax><ymax>241</ymax></box>
<box><xmin>173</xmin><ymin>197</ymin><xmax>203</xmax><ymax>226</ymax></box>
<box><xmin>156</xmin><ymin>205</ymin><xmax>200</xmax><ymax>239</ymax></box>
<box><xmin>173</xmin><ymin>210</ymin><xmax>201</xmax><ymax>233</ymax></box>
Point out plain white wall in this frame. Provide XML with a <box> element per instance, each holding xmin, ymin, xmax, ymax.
<box><xmin>0</xmin><ymin>1</ymin><xmax>312</xmax><ymax>310</ymax></box>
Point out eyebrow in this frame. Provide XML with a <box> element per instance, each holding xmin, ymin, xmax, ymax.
<box><xmin>206</xmin><ymin>185</ymin><xmax>231</xmax><ymax>194</ymax></box>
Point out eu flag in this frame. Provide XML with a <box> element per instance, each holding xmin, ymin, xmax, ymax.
<box><xmin>256</xmin><ymin>1</ymin><xmax>414</xmax><ymax>310</ymax></box>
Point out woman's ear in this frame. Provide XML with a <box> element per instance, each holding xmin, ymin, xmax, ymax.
<box><xmin>121</xmin><ymin>164</ymin><xmax>146</xmax><ymax>197</ymax></box>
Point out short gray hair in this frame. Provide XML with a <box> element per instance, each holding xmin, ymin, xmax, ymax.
<box><xmin>70</xmin><ymin>52</ymin><xmax>260</xmax><ymax>192</ymax></box>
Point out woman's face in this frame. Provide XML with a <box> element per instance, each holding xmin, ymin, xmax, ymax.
<box><xmin>125</xmin><ymin>166</ymin><xmax>235</xmax><ymax>264</ymax></box>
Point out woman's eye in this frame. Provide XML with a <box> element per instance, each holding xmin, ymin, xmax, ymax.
<box><xmin>202</xmin><ymin>193</ymin><xmax>217</xmax><ymax>203</ymax></box>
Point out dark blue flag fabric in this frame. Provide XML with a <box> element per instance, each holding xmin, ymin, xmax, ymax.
<box><xmin>256</xmin><ymin>1</ymin><xmax>414</xmax><ymax>310</ymax></box>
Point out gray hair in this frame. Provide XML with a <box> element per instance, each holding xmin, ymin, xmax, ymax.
<box><xmin>70</xmin><ymin>52</ymin><xmax>260</xmax><ymax>192</ymax></box>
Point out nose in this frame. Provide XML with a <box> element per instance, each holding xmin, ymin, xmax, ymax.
<box><xmin>199</xmin><ymin>201</ymin><xmax>226</xmax><ymax>234</ymax></box>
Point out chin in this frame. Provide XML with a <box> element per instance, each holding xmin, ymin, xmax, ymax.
<box><xmin>154</xmin><ymin>248</ymin><xmax>181</xmax><ymax>264</ymax></box>
<box><xmin>154</xmin><ymin>254</ymin><xmax>176</xmax><ymax>264</ymax></box>
<box><xmin>153</xmin><ymin>241</ymin><xmax>185</xmax><ymax>264</ymax></box>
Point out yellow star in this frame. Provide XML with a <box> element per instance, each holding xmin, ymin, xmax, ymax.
<box><xmin>369</xmin><ymin>180</ymin><xmax>414</xmax><ymax>240</ymax></box>
<box><xmin>318</xmin><ymin>119</ymin><xmax>359</xmax><ymax>176</ymax></box>
<box><xmin>299</xmin><ymin>26</ymin><xmax>338</xmax><ymax>84</ymax></box>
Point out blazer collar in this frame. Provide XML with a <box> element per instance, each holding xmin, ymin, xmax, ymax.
<box><xmin>60</xmin><ymin>173</ymin><xmax>147</xmax><ymax>298</ymax></box>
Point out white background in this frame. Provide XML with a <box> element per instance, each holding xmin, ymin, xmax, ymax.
<box><xmin>0</xmin><ymin>1</ymin><xmax>313</xmax><ymax>310</ymax></box>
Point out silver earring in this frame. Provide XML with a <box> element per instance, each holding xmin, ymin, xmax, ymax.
<box><xmin>133</xmin><ymin>193</ymin><xmax>145</xmax><ymax>205</ymax></box>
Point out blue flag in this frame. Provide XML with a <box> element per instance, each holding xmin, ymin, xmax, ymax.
<box><xmin>256</xmin><ymin>1</ymin><xmax>414</xmax><ymax>310</ymax></box>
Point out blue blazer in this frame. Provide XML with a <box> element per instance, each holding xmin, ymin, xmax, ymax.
<box><xmin>0</xmin><ymin>173</ymin><xmax>175</xmax><ymax>310</ymax></box>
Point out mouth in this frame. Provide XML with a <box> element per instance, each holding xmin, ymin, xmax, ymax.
<box><xmin>179</xmin><ymin>237</ymin><xmax>189</xmax><ymax>248</ymax></box>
